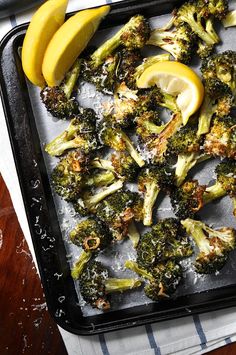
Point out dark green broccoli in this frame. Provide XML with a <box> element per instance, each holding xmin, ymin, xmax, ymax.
<box><xmin>90</xmin><ymin>15</ymin><xmax>150</xmax><ymax>68</ymax></box>
<box><xmin>115</xmin><ymin>49</ymin><xmax>142</xmax><ymax>89</ymax></box>
<box><xmin>45</xmin><ymin>108</ymin><xmax>98</xmax><ymax>156</ymax></box>
<box><xmin>79</xmin><ymin>260</ymin><xmax>142</xmax><ymax>310</ymax></box>
<box><xmin>196</xmin><ymin>40</ymin><xmax>214</xmax><ymax>59</ymax></box>
<box><xmin>203</xmin><ymin>160</ymin><xmax>236</xmax><ymax>215</ymax></box>
<box><xmin>174</xmin><ymin>1</ymin><xmax>220</xmax><ymax>49</ymax></box>
<box><xmin>138</xmin><ymin>165</ymin><xmax>174</xmax><ymax>226</ymax></box>
<box><xmin>136</xmin><ymin>111</ymin><xmax>166</xmax><ymax>143</ymax></box>
<box><xmin>167</xmin><ymin>122</ymin><xmax>210</xmax><ymax>186</ymax></box>
<box><xmin>71</xmin><ymin>250</ymin><xmax>92</xmax><ymax>280</ymax></box>
<box><xmin>181</xmin><ymin>218</ymin><xmax>236</xmax><ymax>274</ymax></box>
<box><xmin>202</xmin><ymin>0</ymin><xmax>228</xmax><ymax>20</ymax></box>
<box><xmin>197</xmin><ymin>78</ymin><xmax>234</xmax><ymax>136</ymax></box>
<box><xmin>98</xmin><ymin>118</ymin><xmax>145</xmax><ymax>167</ymax></box>
<box><xmin>170</xmin><ymin>180</ymin><xmax>206</xmax><ymax>219</ymax></box>
<box><xmin>70</xmin><ymin>218</ymin><xmax>111</xmax><ymax>252</ymax></box>
<box><xmin>201</xmin><ymin>50</ymin><xmax>236</xmax><ymax>98</ymax></box>
<box><xmin>125</xmin><ymin>259</ymin><xmax>183</xmax><ymax>300</ymax></box>
<box><xmin>203</xmin><ymin>115</ymin><xmax>236</xmax><ymax>159</ymax></box>
<box><xmin>95</xmin><ymin>190</ymin><xmax>143</xmax><ymax>246</ymax></box>
<box><xmin>40</xmin><ymin>59</ymin><xmax>81</xmax><ymax>119</ymax></box>
<box><xmin>136</xmin><ymin>218</ymin><xmax>193</xmax><ymax>269</ymax></box>
<box><xmin>148</xmin><ymin>23</ymin><xmax>196</xmax><ymax>64</ymax></box>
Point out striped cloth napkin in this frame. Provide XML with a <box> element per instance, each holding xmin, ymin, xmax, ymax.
<box><xmin>1</xmin><ymin>1</ymin><xmax>236</xmax><ymax>354</ymax></box>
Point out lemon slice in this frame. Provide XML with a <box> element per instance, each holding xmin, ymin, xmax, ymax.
<box><xmin>137</xmin><ymin>61</ymin><xmax>204</xmax><ymax>125</ymax></box>
<box><xmin>42</xmin><ymin>5</ymin><xmax>110</xmax><ymax>87</ymax></box>
<box><xmin>22</xmin><ymin>0</ymin><xmax>68</xmax><ymax>87</ymax></box>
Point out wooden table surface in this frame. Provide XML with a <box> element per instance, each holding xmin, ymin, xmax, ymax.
<box><xmin>0</xmin><ymin>173</ymin><xmax>235</xmax><ymax>355</ymax></box>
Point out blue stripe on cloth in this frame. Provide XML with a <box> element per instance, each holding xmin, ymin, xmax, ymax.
<box><xmin>225</xmin><ymin>337</ymin><xmax>232</xmax><ymax>344</ymax></box>
<box><xmin>99</xmin><ymin>333</ymin><xmax>110</xmax><ymax>355</ymax></box>
<box><xmin>145</xmin><ymin>324</ymin><xmax>161</xmax><ymax>355</ymax></box>
<box><xmin>193</xmin><ymin>314</ymin><xmax>207</xmax><ymax>350</ymax></box>
<box><xmin>9</xmin><ymin>15</ymin><xmax>17</xmax><ymax>27</ymax></box>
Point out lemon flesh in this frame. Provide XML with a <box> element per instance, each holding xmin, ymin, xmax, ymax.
<box><xmin>137</xmin><ymin>61</ymin><xmax>204</xmax><ymax>125</ymax></box>
<box><xmin>22</xmin><ymin>0</ymin><xmax>68</xmax><ymax>87</ymax></box>
<box><xmin>42</xmin><ymin>5</ymin><xmax>110</xmax><ymax>87</ymax></box>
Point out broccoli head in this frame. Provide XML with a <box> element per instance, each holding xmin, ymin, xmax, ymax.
<box><xmin>45</xmin><ymin>108</ymin><xmax>98</xmax><ymax>156</ymax></box>
<box><xmin>182</xmin><ymin>218</ymin><xmax>236</xmax><ymax>274</ymax></box>
<box><xmin>170</xmin><ymin>180</ymin><xmax>206</xmax><ymax>219</ymax></box>
<box><xmin>138</xmin><ymin>165</ymin><xmax>174</xmax><ymax>226</ymax></box>
<box><xmin>136</xmin><ymin>218</ymin><xmax>193</xmax><ymax>270</ymax></box>
<box><xmin>79</xmin><ymin>260</ymin><xmax>142</xmax><ymax>310</ymax></box>
<box><xmin>111</xmin><ymin>152</ymin><xmax>139</xmax><ymax>181</ymax></box>
<box><xmin>40</xmin><ymin>59</ymin><xmax>81</xmax><ymax>119</ymax></box>
<box><xmin>148</xmin><ymin>23</ymin><xmax>196</xmax><ymax>64</ymax></box>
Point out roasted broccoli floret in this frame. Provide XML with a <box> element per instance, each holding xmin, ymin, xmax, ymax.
<box><xmin>148</xmin><ymin>23</ymin><xmax>196</xmax><ymax>63</ymax></box>
<box><xmin>125</xmin><ymin>259</ymin><xmax>183</xmax><ymax>300</ymax></box>
<box><xmin>99</xmin><ymin>118</ymin><xmax>145</xmax><ymax>167</ymax></box>
<box><xmin>79</xmin><ymin>260</ymin><xmax>142</xmax><ymax>310</ymax></box>
<box><xmin>45</xmin><ymin>108</ymin><xmax>98</xmax><ymax>156</ymax></box>
<box><xmin>203</xmin><ymin>160</ymin><xmax>236</xmax><ymax>214</ymax></box>
<box><xmin>111</xmin><ymin>152</ymin><xmax>139</xmax><ymax>181</ymax></box>
<box><xmin>201</xmin><ymin>50</ymin><xmax>236</xmax><ymax>98</ymax></box>
<box><xmin>70</xmin><ymin>218</ymin><xmax>111</xmax><ymax>252</ymax></box>
<box><xmin>95</xmin><ymin>190</ymin><xmax>143</xmax><ymax>246</ymax></box>
<box><xmin>174</xmin><ymin>1</ymin><xmax>220</xmax><ymax>49</ymax></box>
<box><xmin>71</xmin><ymin>250</ymin><xmax>92</xmax><ymax>279</ymax></box>
<box><xmin>203</xmin><ymin>115</ymin><xmax>236</xmax><ymax>159</ymax></box>
<box><xmin>136</xmin><ymin>218</ymin><xmax>193</xmax><ymax>269</ymax></box>
<box><xmin>223</xmin><ymin>9</ymin><xmax>236</xmax><ymax>27</ymax></box>
<box><xmin>197</xmin><ymin>78</ymin><xmax>234</xmax><ymax>136</ymax></box>
<box><xmin>167</xmin><ymin>122</ymin><xmax>210</xmax><ymax>186</ymax></box>
<box><xmin>138</xmin><ymin>165</ymin><xmax>174</xmax><ymax>226</ymax></box>
<box><xmin>197</xmin><ymin>40</ymin><xmax>214</xmax><ymax>59</ymax></box>
<box><xmin>40</xmin><ymin>59</ymin><xmax>81</xmax><ymax>119</ymax></box>
<box><xmin>202</xmin><ymin>0</ymin><xmax>228</xmax><ymax>20</ymax></box>
<box><xmin>170</xmin><ymin>180</ymin><xmax>206</xmax><ymax>219</ymax></box>
<box><xmin>90</xmin><ymin>15</ymin><xmax>150</xmax><ymax>68</ymax></box>
<box><xmin>136</xmin><ymin>111</ymin><xmax>166</xmax><ymax>143</ymax></box>
<box><xmin>181</xmin><ymin>218</ymin><xmax>236</xmax><ymax>274</ymax></box>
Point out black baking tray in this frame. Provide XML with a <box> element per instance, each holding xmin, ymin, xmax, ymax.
<box><xmin>1</xmin><ymin>0</ymin><xmax>236</xmax><ymax>336</ymax></box>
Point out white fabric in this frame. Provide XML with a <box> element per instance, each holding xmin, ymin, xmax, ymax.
<box><xmin>0</xmin><ymin>1</ymin><xmax>236</xmax><ymax>354</ymax></box>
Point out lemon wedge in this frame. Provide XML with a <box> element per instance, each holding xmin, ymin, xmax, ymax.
<box><xmin>22</xmin><ymin>0</ymin><xmax>68</xmax><ymax>87</ymax></box>
<box><xmin>137</xmin><ymin>61</ymin><xmax>204</xmax><ymax>125</ymax></box>
<box><xmin>42</xmin><ymin>5</ymin><xmax>110</xmax><ymax>87</ymax></box>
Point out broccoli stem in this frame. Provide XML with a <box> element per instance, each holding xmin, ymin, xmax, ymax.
<box><xmin>105</xmin><ymin>278</ymin><xmax>142</xmax><ymax>293</ymax></box>
<box><xmin>160</xmin><ymin>93</ymin><xmax>179</xmax><ymax>112</ymax></box>
<box><xmin>127</xmin><ymin>221</ymin><xmax>140</xmax><ymax>248</ymax></box>
<box><xmin>203</xmin><ymin>181</ymin><xmax>226</xmax><ymax>204</ymax></box>
<box><xmin>71</xmin><ymin>251</ymin><xmax>92</xmax><ymax>279</ymax></box>
<box><xmin>181</xmin><ymin>219</ymin><xmax>211</xmax><ymax>254</ymax></box>
<box><xmin>121</xmin><ymin>133</ymin><xmax>145</xmax><ymax>167</ymax></box>
<box><xmin>223</xmin><ymin>10</ymin><xmax>236</xmax><ymax>28</ymax></box>
<box><xmin>90</xmin><ymin>158</ymin><xmax>114</xmax><ymax>171</ymax></box>
<box><xmin>197</xmin><ymin>95</ymin><xmax>216</xmax><ymax>136</ymax></box>
<box><xmin>62</xmin><ymin>59</ymin><xmax>81</xmax><ymax>99</ymax></box>
<box><xmin>45</xmin><ymin>132</ymin><xmax>84</xmax><ymax>156</ymax></box>
<box><xmin>142</xmin><ymin>120</ymin><xmax>167</xmax><ymax>134</ymax></box>
<box><xmin>143</xmin><ymin>182</ymin><xmax>160</xmax><ymax>226</ymax></box>
<box><xmin>124</xmin><ymin>260</ymin><xmax>153</xmax><ymax>281</ymax></box>
<box><xmin>85</xmin><ymin>171</ymin><xmax>115</xmax><ymax>187</ymax></box>
<box><xmin>84</xmin><ymin>179</ymin><xmax>124</xmax><ymax>210</ymax></box>
<box><xmin>175</xmin><ymin>153</ymin><xmax>211</xmax><ymax>187</ymax></box>
<box><xmin>134</xmin><ymin>54</ymin><xmax>170</xmax><ymax>82</ymax></box>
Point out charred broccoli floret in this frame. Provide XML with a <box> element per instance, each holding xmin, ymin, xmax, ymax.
<box><xmin>133</xmin><ymin>54</ymin><xmax>171</xmax><ymax>84</ymax></box>
<box><xmin>196</xmin><ymin>40</ymin><xmax>214</xmax><ymax>59</ymax></box>
<box><xmin>125</xmin><ymin>259</ymin><xmax>183</xmax><ymax>300</ymax></box>
<box><xmin>167</xmin><ymin>122</ymin><xmax>210</xmax><ymax>186</ymax></box>
<box><xmin>204</xmin><ymin>115</ymin><xmax>236</xmax><ymax>159</ymax></box>
<box><xmin>203</xmin><ymin>160</ymin><xmax>236</xmax><ymax>214</ymax></box>
<box><xmin>70</xmin><ymin>218</ymin><xmax>111</xmax><ymax>252</ymax></box>
<box><xmin>201</xmin><ymin>50</ymin><xmax>236</xmax><ymax>98</ymax></box>
<box><xmin>182</xmin><ymin>218</ymin><xmax>236</xmax><ymax>274</ymax></box>
<box><xmin>170</xmin><ymin>180</ymin><xmax>206</xmax><ymax>219</ymax></box>
<box><xmin>40</xmin><ymin>59</ymin><xmax>81</xmax><ymax>119</ymax></box>
<box><xmin>95</xmin><ymin>190</ymin><xmax>143</xmax><ymax>246</ymax></box>
<box><xmin>136</xmin><ymin>218</ymin><xmax>193</xmax><ymax>269</ymax></box>
<box><xmin>99</xmin><ymin>118</ymin><xmax>145</xmax><ymax>167</ymax></box>
<box><xmin>111</xmin><ymin>152</ymin><xmax>139</xmax><ymax>181</ymax></box>
<box><xmin>79</xmin><ymin>260</ymin><xmax>142</xmax><ymax>310</ymax></box>
<box><xmin>71</xmin><ymin>250</ymin><xmax>92</xmax><ymax>280</ymax></box>
<box><xmin>45</xmin><ymin>108</ymin><xmax>98</xmax><ymax>156</ymax></box>
<box><xmin>148</xmin><ymin>23</ymin><xmax>196</xmax><ymax>63</ymax></box>
<box><xmin>174</xmin><ymin>0</ymin><xmax>220</xmax><ymax>49</ymax></box>
<box><xmin>136</xmin><ymin>111</ymin><xmax>166</xmax><ymax>143</ymax></box>
<box><xmin>197</xmin><ymin>78</ymin><xmax>234</xmax><ymax>136</ymax></box>
<box><xmin>90</xmin><ymin>15</ymin><xmax>150</xmax><ymax>68</ymax></box>
<box><xmin>138</xmin><ymin>165</ymin><xmax>174</xmax><ymax>226</ymax></box>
